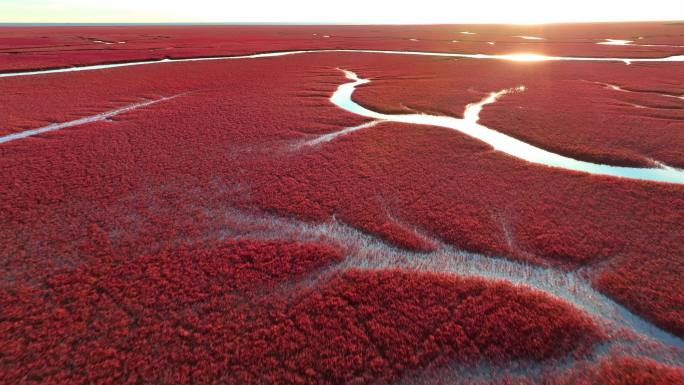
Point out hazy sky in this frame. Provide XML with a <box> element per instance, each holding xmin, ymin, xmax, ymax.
<box><xmin>1</xmin><ymin>0</ymin><xmax>682</xmax><ymax>24</ymax></box>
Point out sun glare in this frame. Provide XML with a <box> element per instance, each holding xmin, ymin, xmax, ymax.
<box><xmin>502</xmin><ymin>53</ymin><xmax>551</xmax><ymax>62</ymax></box>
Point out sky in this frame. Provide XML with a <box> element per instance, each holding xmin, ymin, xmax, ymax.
<box><xmin>1</xmin><ymin>0</ymin><xmax>683</xmax><ymax>24</ymax></box>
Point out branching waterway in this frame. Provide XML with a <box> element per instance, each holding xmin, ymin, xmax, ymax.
<box><xmin>206</xmin><ymin>208</ymin><xmax>684</xmax><ymax>366</ymax></box>
<box><xmin>325</xmin><ymin>69</ymin><xmax>684</xmax><ymax>184</ymax></box>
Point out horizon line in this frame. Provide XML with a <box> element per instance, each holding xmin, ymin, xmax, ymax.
<box><xmin>1</xmin><ymin>20</ymin><xmax>683</xmax><ymax>27</ymax></box>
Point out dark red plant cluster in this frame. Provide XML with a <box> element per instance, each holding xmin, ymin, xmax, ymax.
<box><xmin>400</xmin><ymin>354</ymin><xmax>684</xmax><ymax>385</ymax></box>
<box><xmin>545</xmin><ymin>356</ymin><xmax>684</xmax><ymax>385</ymax></box>
<box><xmin>547</xmin><ymin>356</ymin><xmax>684</xmax><ymax>385</ymax></box>
<box><xmin>1</xmin><ymin>22</ymin><xmax>683</xmax><ymax>72</ymax></box>
<box><xmin>589</xmin><ymin>357</ymin><xmax>684</xmax><ymax>385</ymax></box>
<box><xmin>596</xmin><ymin>252</ymin><xmax>684</xmax><ymax>337</ymax></box>
<box><xmin>1</xmin><ymin>262</ymin><xmax>603</xmax><ymax>384</ymax></box>
<box><xmin>1</xmin><ymin>238</ymin><xmax>342</xmax><ymax>384</ymax></box>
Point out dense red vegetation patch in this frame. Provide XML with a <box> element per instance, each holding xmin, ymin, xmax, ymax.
<box><xmin>596</xmin><ymin>253</ymin><xmax>684</xmax><ymax>337</ymax></box>
<box><xmin>0</xmin><ymin>238</ymin><xmax>344</xmax><ymax>384</ymax></box>
<box><xmin>550</xmin><ymin>356</ymin><xmax>684</xmax><ymax>385</ymax></box>
<box><xmin>1</xmin><ymin>22</ymin><xmax>683</xmax><ymax>72</ymax></box>
<box><xmin>590</xmin><ymin>357</ymin><xmax>684</xmax><ymax>385</ymax></box>
<box><xmin>1</xmin><ymin>266</ymin><xmax>603</xmax><ymax>384</ymax></box>
<box><xmin>402</xmin><ymin>354</ymin><xmax>684</xmax><ymax>385</ymax></box>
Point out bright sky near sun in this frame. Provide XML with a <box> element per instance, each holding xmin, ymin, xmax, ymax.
<box><xmin>0</xmin><ymin>0</ymin><xmax>682</xmax><ymax>24</ymax></box>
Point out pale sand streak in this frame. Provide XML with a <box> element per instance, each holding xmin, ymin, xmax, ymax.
<box><xmin>0</xmin><ymin>95</ymin><xmax>178</xmax><ymax>144</ymax></box>
<box><xmin>301</xmin><ymin>120</ymin><xmax>382</xmax><ymax>147</ymax></box>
